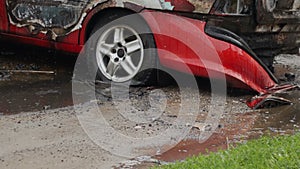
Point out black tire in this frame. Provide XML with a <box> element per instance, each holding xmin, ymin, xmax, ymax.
<box><xmin>86</xmin><ymin>13</ymin><xmax>157</xmax><ymax>85</ymax></box>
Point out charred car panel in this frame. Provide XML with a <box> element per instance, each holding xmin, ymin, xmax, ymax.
<box><xmin>5</xmin><ymin>0</ymin><xmax>171</xmax><ymax>37</ymax></box>
<box><xmin>6</xmin><ymin>0</ymin><xmax>100</xmax><ymax>37</ymax></box>
<box><xmin>5</xmin><ymin>0</ymin><xmax>215</xmax><ymax>38</ymax></box>
<box><xmin>10</xmin><ymin>2</ymin><xmax>85</xmax><ymax>28</ymax></box>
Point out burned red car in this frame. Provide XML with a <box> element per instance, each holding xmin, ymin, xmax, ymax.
<box><xmin>0</xmin><ymin>0</ymin><xmax>299</xmax><ymax>109</ymax></box>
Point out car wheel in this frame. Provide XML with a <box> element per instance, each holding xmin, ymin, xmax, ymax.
<box><xmin>88</xmin><ymin>14</ymin><xmax>157</xmax><ymax>85</ymax></box>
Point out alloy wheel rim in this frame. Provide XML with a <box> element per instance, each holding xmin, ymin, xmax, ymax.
<box><xmin>96</xmin><ymin>25</ymin><xmax>144</xmax><ymax>82</ymax></box>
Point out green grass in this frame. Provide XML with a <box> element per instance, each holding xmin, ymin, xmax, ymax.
<box><xmin>156</xmin><ymin>133</ymin><xmax>300</xmax><ymax>169</ymax></box>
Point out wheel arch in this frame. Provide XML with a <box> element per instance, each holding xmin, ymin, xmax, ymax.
<box><xmin>79</xmin><ymin>4</ymin><xmax>142</xmax><ymax>45</ymax></box>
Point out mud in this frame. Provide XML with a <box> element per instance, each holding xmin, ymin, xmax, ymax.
<box><xmin>0</xmin><ymin>41</ymin><xmax>75</xmax><ymax>114</ymax></box>
<box><xmin>155</xmin><ymin>111</ymin><xmax>258</xmax><ymax>162</ymax></box>
<box><xmin>0</xmin><ymin>41</ymin><xmax>299</xmax><ymax>168</ymax></box>
<box><xmin>138</xmin><ymin>54</ymin><xmax>300</xmax><ymax>166</ymax></box>
<box><xmin>255</xmin><ymin>54</ymin><xmax>300</xmax><ymax>133</ymax></box>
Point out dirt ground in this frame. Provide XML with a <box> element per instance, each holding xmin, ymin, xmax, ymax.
<box><xmin>0</xmin><ymin>42</ymin><xmax>299</xmax><ymax>169</ymax></box>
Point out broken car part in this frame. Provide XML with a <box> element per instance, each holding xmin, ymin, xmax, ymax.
<box><xmin>141</xmin><ymin>11</ymin><xmax>299</xmax><ymax>109</ymax></box>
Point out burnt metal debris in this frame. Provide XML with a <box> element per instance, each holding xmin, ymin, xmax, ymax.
<box><xmin>6</xmin><ymin>0</ymin><xmax>98</xmax><ymax>36</ymax></box>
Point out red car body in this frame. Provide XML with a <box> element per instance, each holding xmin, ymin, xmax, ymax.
<box><xmin>0</xmin><ymin>0</ymin><xmax>299</xmax><ymax>108</ymax></box>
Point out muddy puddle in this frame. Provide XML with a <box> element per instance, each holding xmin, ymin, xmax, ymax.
<box><xmin>0</xmin><ymin>41</ymin><xmax>76</xmax><ymax>115</ymax></box>
<box><xmin>0</xmin><ymin>41</ymin><xmax>299</xmax><ymax>167</ymax></box>
<box><xmin>155</xmin><ymin>98</ymin><xmax>300</xmax><ymax>162</ymax></box>
<box><xmin>151</xmin><ymin>55</ymin><xmax>300</xmax><ymax>163</ymax></box>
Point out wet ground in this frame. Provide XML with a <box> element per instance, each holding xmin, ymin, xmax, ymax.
<box><xmin>0</xmin><ymin>42</ymin><xmax>75</xmax><ymax>114</ymax></box>
<box><xmin>151</xmin><ymin>55</ymin><xmax>300</xmax><ymax>164</ymax></box>
<box><xmin>0</xmin><ymin>41</ymin><xmax>299</xmax><ymax>168</ymax></box>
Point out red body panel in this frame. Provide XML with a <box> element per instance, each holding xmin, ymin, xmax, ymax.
<box><xmin>141</xmin><ymin>11</ymin><xmax>277</xmax><ymax>93</ymax></box>
<box><xmin>2</xmin><ymin>24</ymin><xmax>82</xmax><ymax>53</ymax></box>
<box><xmin>0</xmin><ymin>0</ymin><xmax>8</xmax><ymax>31</ymax></box>
<box><xmin>8</xmin><ymin>25</ymin><xmax>80</xmax><ymax>45</ymax></box>
<box><xmin>1</xmin><ymin>31</ymin><xmax>83</xmax><ymax>54</ymax></box>
<box><xmin>9</xmin><ymin>25</ymin><xmax>49</xmax><ymax>40</ymax></box>
<box><xmin>78</xmin><ymin>6</ymin><xmax>100</xmax><ymax>45</ymax></box>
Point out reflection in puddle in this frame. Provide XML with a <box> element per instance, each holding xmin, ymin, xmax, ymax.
<box><xmin>256</xmin><ymin>91</ymin><xmax>300</xmax><ymax>133</ymax></box>
<box><xmin>0</xmin><ymin>78</ymin><xmax>74</xmax><ymax>115</ymax></box>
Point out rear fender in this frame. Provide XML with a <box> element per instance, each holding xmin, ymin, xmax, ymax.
<box><xmin>141</xmin><ymin>10</ymin><xmax>277</xmax><ymax>94</ymax></box>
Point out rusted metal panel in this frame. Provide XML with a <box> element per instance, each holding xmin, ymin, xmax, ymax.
<box><xmin>257</xmin><ymin>0</ymin><xmax>300</xmax><ymax>24</ymax></box>
<box><xmin>210</xmin><ymin>0</ymin><xmax>254</xmax><ymax>15</ymax></box>
<box><xmin>11</xmin><ymin>2</ymin><xmax>84</xmax><ymax>28</ymax></box>
<box><xmin>188</xmin><ymin>0</ymin><xmax>215</xmax><ymax>13</ymax></box>
<box><xmin>6</xmin><ymin>0</ymin><xmax>92</xmax><ymax>38</ymax></box>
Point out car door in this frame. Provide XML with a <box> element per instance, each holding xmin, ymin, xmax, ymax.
<box><xmin>0</xmin><ymin>0</ymin><xmax>8</xmax><ymax>31</ymax></box>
